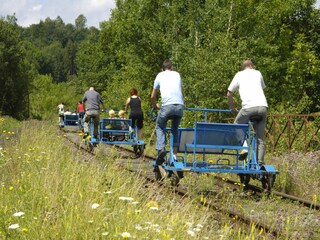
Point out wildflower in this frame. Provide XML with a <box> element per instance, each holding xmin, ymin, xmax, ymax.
<box><xmin>91</xmin><ymin>203</ymin><xmax>100</xmax><ymax>209</ymax></box>
<box><xmin>121</xmin><ymin>232</ymin><xmax>131</xmax><ymax>238</ymax></box>
<box><xmin>119</xmin><ymin>197</ymin><xmax>134</xmax><ymax>201</ymax></box>
<box><xmin>9</xmin><ymin>186</ymin><xmax>13</xmax><ymax>191</ymax></box>
<box><xmin>186</xmin><ymin>222</ymin><xmax>193</xmax><ymax>227</ymax></box>
<box><xmin>102</xmin><ymin>232</ymin><xmax>109</xmax><ymax>236</ymax></box>
<box><xmin>13</xmin><ymin>212</ymin><xmax>25</xmax><ymax>217</ymax></box>
<box><xmin>129</xmin><ymin>201</ymin><xmax>139</xmax><ymax>205</ymax></box>
<box><xmin>22</xmin><ymin>228</ymin><xmax>28</xmax><ymax>232</ymax></box>
<box><xmin>104</xmin><ymin>191</ymin><xmax>112</xmax><ymax>194</ymax></box>
<box><xmin>135</xmin><ymin>224</ymin><xmax>143</xmax><ymax>230</ymax></box>
<box><xmin>196</xmin><ymin>223</ymin><xmax>203</xmax><ymax>228</ymax></box>
<box><xmin>135</xmin><ymin>210</ymin><xmax>142</xmax><ymax>213</ymax></box>
<box><xmin>149</xmin><ymin>206</ymin><xmax>158</xmax><ymax>211</ymax></box>
<box><xmin>8</xmin><ymin>224</ymin><xmax>20</xmax><ymax>230</ymax></box>
<box><xmin>187</xmin><ymin>230</ymin><xmax>195</xmax><ymax>237</ymax></box>
<box><xmin>146</xmin><ymin>201</ymin><xmax>158</xmax><ymax>208</ymax></box>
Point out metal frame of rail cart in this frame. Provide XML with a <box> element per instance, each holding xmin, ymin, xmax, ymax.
<box><xmin>87</xmin><ymin>117</ymin><xmax>145</xmax><ymax>157</ymax></box>
<box><xmin>59</xmin><ymin>114</ymin><xmax>82</xmax><ymax>129</ymax></box>
<box><xmin>153</xmin><ymin>108</ymin><xmax>279</xmax><ymax>190</ymax></box>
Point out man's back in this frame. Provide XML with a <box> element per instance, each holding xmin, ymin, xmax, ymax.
<box><xmin>83</xmin><ymin>90</ymin><xmax>103</xmax><ymax>110</ymax></box>
<box><xmin>154</xmin><ymin>70</ymin><xmax>184</xmax><ymax>106</ymax></box>
<box><xmin>229</xmin><ymin>69</ymin><xmax>267</xmax><ymax>109</ymax></box>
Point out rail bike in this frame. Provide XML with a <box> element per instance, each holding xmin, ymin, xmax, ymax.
<box><xmin>152</xmin><ymin>108</ymin><xmax>279</xmax><ymax>190</ymax></box>
<box><xmin>59</xmin><ymin>114</ymin><xmax>83</xmax><ymax>129</ymax></box>
<box><xmin>85</xmin><ymin>114</ymin><xmax>145</xmax><ymax>157</ymax></box>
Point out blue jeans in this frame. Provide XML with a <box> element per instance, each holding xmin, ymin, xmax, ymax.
<box><xmin>155</xmin><ymin>104</ymin><xmax>184</xmax><ymax>151</ymax></box>
<box><xmin>235</xmin><ymin>106</ymin><xmax>268</xmax><ymax>164</ymax></box>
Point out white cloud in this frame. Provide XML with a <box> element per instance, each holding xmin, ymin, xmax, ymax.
<box><xmin>0</xmin><ymin>0</ymin><xmax>115</xmax><ymax>28</ymax></box>
<box><xmin>32</xmin><ymin>4</ymin><xmax>42</xmax><ymax>12</ymax></box>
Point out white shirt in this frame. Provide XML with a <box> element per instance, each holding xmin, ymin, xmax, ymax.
<box><xmin>153</xmin><ymin>70</ymin><xmax>184</xmax><ymax>106</ymax></box>
<box><xmin>57</xmin><ymin>104</ymin><xmax>64</xmax><ymax>115</ymax></box>
<box><xmin>228</xmin><ymin>69</ymin><xmax>268</xmax><ymax>109</ymax></box>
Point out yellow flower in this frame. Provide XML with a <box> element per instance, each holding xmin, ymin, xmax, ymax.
<box><xmin>9</xmin><ymin>186</ymin><xmax>14</xmax><ymax>191</ymax></box>
<box><xmin>22</xmin><ymin>228</ymin><xmax>28</xmax><ymax>232</ymax></box>
<box><xmin>121</xmin><ymin>232</ymin><xmax>131</xmax><ymax>238</ymax></box>
<box><xmin>146</xmin><ymin>201</ymin><xmax>158</xmax><ymax>209</ymax></box>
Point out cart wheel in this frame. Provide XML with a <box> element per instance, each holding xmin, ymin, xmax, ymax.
<box><xmin>261</xmin><ymin>173</ymin><xmax>275</xmax><ymax>191</ymax></box>
<box><xmin>134</xmin><ymin>145</ymin><xmax>144</xmax><ymax>158</ymax></box>
<box><xmin>170</xmin><ymin>172</ymin><xmax>180</xmax><ymax>186</ymax></box>
<box><xmin>238</xmin><ymin>174</ymin><xmax>250</xmax><ymax>186</ymax></box>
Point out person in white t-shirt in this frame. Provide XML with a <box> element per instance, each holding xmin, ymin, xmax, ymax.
<box><xmin>57</xmin><ymin>103</ymin><xmax>65</xmax><ymax>124</ymax></box>
<box><xmin>227</xmin><ymin>60</ymin><xmax>268</xmax><ymax>165</ymax></box>
<box><xmin>151</xmin><ymin>59</ymin><xmax>184</xmax><ymax>166</ymax></box>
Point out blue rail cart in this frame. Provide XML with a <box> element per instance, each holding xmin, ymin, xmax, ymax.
<box><xmin>59</xmin><ymin>114</ymin><xmax>82</xmax><ymax>129</ymax></box>
<box><xmin>87</xmin><ymin>117</ymin><xmax>145</xmax><ymax>157</ymax></box>
<box><xmin>153</xmin><ymin>108</ymin><xmax>279</xmax><ymax>190</ymax></box>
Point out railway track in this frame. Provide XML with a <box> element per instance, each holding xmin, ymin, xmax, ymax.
<box><xmin>61</xmin><ymin>129</ymin><xmax>320</xmax><ymax>239</ymax></box>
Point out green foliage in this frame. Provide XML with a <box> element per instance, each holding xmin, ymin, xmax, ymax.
<box><xmin>21</xmin><ymin>16</ymin><xmax>97</xmax><ymax>83</ymax></box>
<box><xmin>0</xmin><ymin>19</ymin><xmax>34</xmax><ymax>119</ymax></box>
<box><xmin>3</xmin><ymin>0</ymin><xmax>320</xmax><ymax>121</ymax></box>
<box><xmin>84</xmin><ymin>0</ymin><xmax>320</xmax><ymax>116</ymax></box>
<box><xmin>29</xmin><ymin>75</ymin><xmax>82</xmax><ymax>120</ymax></box>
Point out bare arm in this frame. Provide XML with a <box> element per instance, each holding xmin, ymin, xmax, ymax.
<box><xmin>150</xmin><ymin>89</ymin><xmax>159</xmax><ymax>109</ymax></box>
<box><xmin>227</xmin><ymin>90</ymin><xmax>237</xmax><ymax>113</ymax></box>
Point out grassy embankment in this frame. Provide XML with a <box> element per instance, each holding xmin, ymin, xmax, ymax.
<box><xmin>0</xmin><ymin>117</ymin><xmax>319</xmax><ymax>239</ymax></box>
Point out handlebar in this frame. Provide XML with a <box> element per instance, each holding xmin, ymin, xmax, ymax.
<box><xmin>149</xmin><ymin>107</ymin><xmax>233</xmax><ymax>122</ymax></box>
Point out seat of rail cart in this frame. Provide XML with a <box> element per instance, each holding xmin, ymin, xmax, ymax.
<box><xmin>100</xmin><ymin>118</ymin><xmax>131</xmax><ymax>142</ymax></box>
<box><xmin>170</xmin><ymin>122</ymin><xmax>251</xmax><ymax>171</ymax></box>
<box><xmin>178</xmin><ymin>122</ymin><xmax>248</xmax><ymax>153</ymax></box>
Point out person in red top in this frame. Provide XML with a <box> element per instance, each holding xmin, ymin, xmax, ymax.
<box><xmin>77</xmin><ymin>101</ymin><xmax>85</xmax><ymax>125</ymax></box>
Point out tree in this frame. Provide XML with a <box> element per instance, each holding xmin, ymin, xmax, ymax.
<box><xmin>75</xmin><ymin>14</ymin><xmax>87</xmax><ymax>30</ymax></box>
<box><xmin>0</xmin><ymin>20</ymin><xmax>34</xmax><ymax>119</ymax></box>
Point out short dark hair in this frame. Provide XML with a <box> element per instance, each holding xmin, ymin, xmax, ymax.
<box><xmin>162</xmin><ymin>59</ymin><xmax>173</xmax><ymax>70</ymax></box>
<box><xmin>130</xmin><ymin>88</ymin><xmax>138</xmax><ymax>96</ymax></box>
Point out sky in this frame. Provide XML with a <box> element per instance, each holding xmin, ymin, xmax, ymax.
<box><xmin>0</xmin><ymin>0</ymin><xmax>319</xmax><ymax>29</ymax></box>
<box><xmin>0</xmin><ymin>0</ymin><xmax>116</xmax><ymax>28</ymax></box>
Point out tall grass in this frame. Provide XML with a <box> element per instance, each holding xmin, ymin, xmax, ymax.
<box><xmin>0</xmin><ymin>117</ymin><xmax>310</xmax><ymax>239</ymax></box>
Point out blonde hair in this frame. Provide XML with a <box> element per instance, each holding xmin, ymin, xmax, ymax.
<box><xmin>118</xmin><ymin>110</ymin><xmax>125</xmax><ymax>117</ymax></box>
<box><xmin>109</xmin><ymin>109</ymin><xmax>115</xmax><ymax>117</ymax></box>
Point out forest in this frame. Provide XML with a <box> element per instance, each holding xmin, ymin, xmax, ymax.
<box><xmin>1</xmin><ymin>0</ymin><xmax>320</xmax><ymax>122</ymax></box>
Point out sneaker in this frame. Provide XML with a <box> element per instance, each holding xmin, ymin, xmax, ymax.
<box><xmin>156</xmin><ymin>149</ymin><xmax>166</xmax><ymax>165</ymax></box>
<box><xmin>239</xmin><ymin>151</ymin><xmax>248</xmax><ymax>161</ymax></box>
